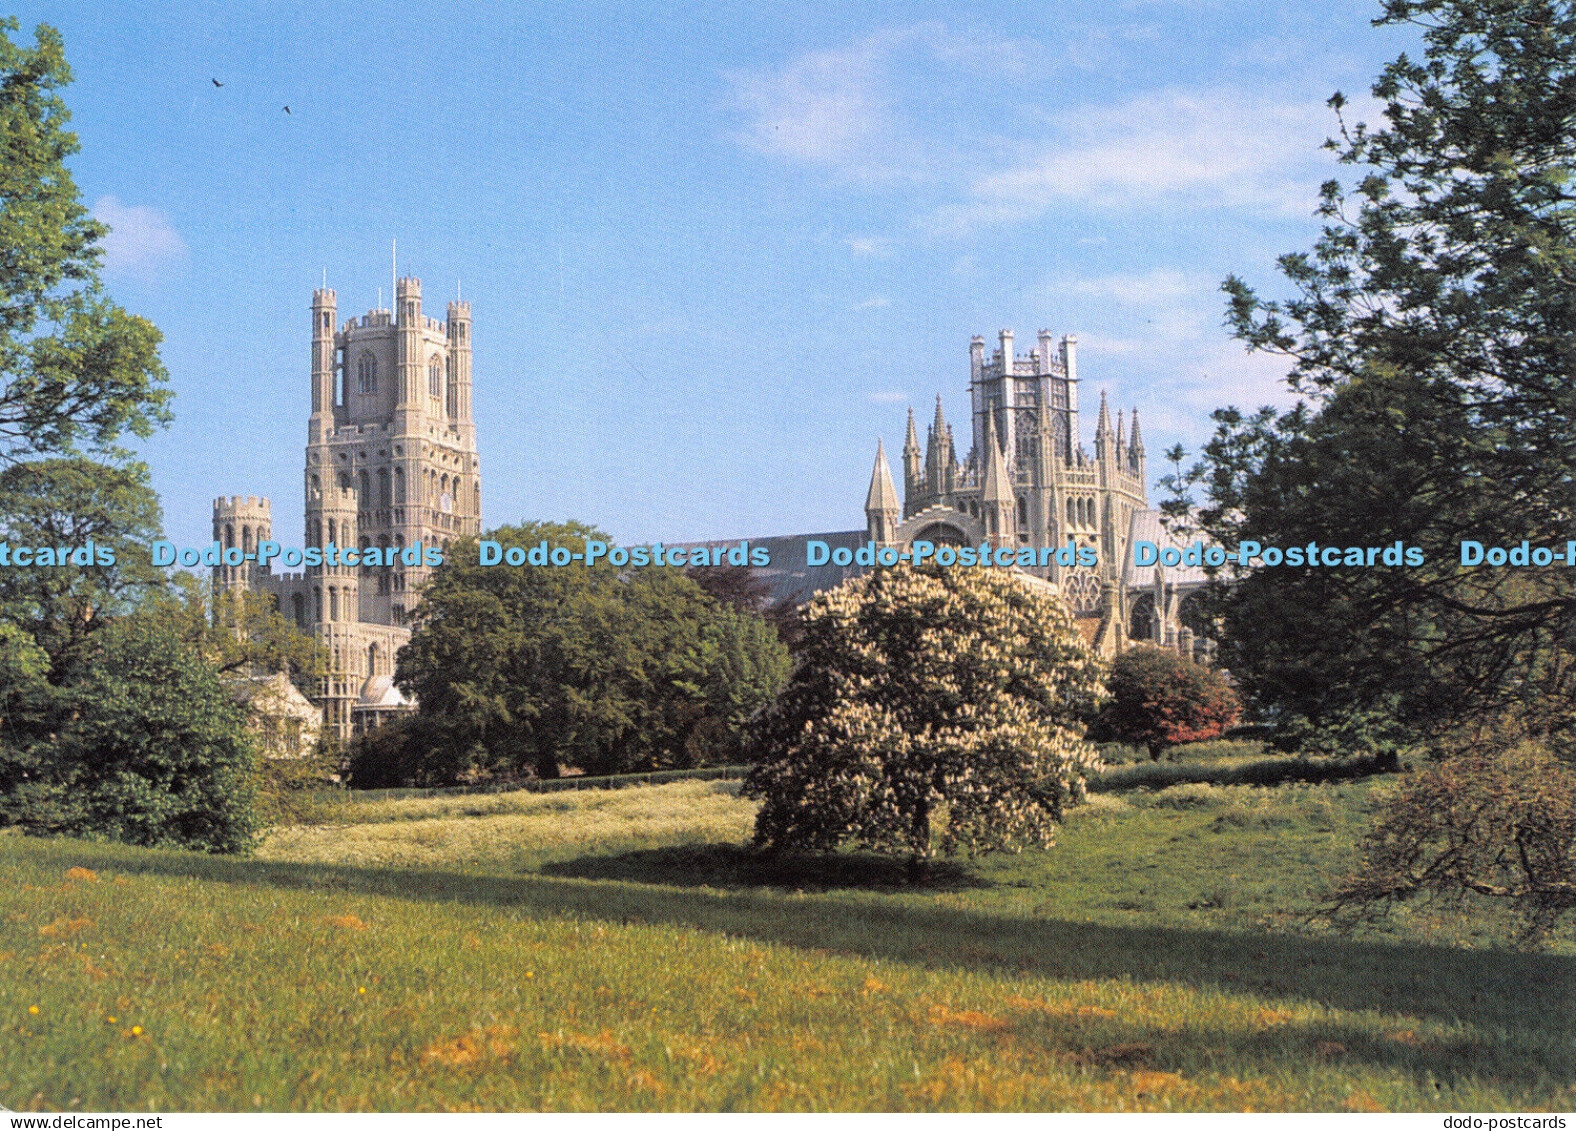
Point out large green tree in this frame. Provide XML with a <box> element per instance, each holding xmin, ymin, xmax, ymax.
<box><xmin>0</xmin><ymin>457</ymin><xmax>165</xmax><ymax>678</ymax></box>
<box><xmin>744</xmin><ymin>564</ymin><xmax>1106</xmax><ymax>879</ymax></box>
<box><xmin>48</xmin><ymin>619</ymin><xmax>258</xmax><ymax>852</ymax></box>
<box><xmin>137</xmin><ymin>571</ymin><xmax>324</xmax><ymax>683</ymax></box>
<box><xmin>0</xmin><ymin>19</ymin><xmax>170</xmax><ymax>461</ymax></box>
<box><xmin>390</xmin><ymin>521</ymin><xmax>790</xmax><ymax>784</ymax></box>
<box><xmin>1180</xmin><ymin>0</ymin><xmax>1576</xmax><ymax>744</ymax></box>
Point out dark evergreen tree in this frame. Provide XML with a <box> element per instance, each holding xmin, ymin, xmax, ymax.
<box><xmin>1180</xmin><ymin>0</ymin><xmax>1576</xmax><ymax>745</ymax></box>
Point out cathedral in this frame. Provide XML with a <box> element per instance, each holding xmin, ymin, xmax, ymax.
<box><xmin>863</xmin><ymin>329</ymin><xmax>1207</xmax><ymax>658</ymax></box>
<box><xmin>212</xmin><ymin>296</ymin><xmax>1208</xmax><ymax>747</ymax></box>
<box><xmin>213</xmin><ymin>278</ymin><xmax>482</xmax><ymax>740</ymax></box>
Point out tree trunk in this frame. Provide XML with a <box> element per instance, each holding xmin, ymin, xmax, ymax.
<box><xmin>907</xmin><ymin>797</ymin><xmax>930</xmax><ymax>884</ymax></box>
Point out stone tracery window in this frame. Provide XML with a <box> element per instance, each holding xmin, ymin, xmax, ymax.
<box><xmin>357</xmin><ymin>352</ymin><xmax>378</xmax><ymax>395</ymax></box>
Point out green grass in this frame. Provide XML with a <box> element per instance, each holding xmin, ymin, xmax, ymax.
<box><xmin>3</xmin><ymin>767</ymin><xmax>1574</xmax><ymax>1111</ymax></box>
<box><xmin>258</xmin><ymin>779</ymin><xmax>756</xmax><ymax>871</ymax></box>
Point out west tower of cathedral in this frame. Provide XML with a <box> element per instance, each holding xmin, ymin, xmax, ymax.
<box><xmin>865</xmin><ymin>329</ymin><xmax>1148</xmax><ymax>651</ymax></box>
<box><xmin>213</xmin><ymin>278</ymin><xmax>482</xmax><ymax>740</ymax></box>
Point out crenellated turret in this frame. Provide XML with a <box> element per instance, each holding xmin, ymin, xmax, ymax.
<box><xmin>310</xmin><ymin>289</ymin><xmax>337</xmax><ymax>444</ymax></box>
<box><xmin>394</xmin><ymin>276</ymin><xmax>422</xmax><ymax>426</ymax></box>
<box><xmin>446</xmin><ymin>298</ymin><xmax>474</xmax><ymax>448</ymax></box>
<box><xmin>213</xmin><ymin>496</ymin><xmax>273</xmax><ymax>597</ymax></box>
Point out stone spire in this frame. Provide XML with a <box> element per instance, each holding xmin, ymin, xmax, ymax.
<box><xmin>1095</xmin><ymin>389</ymin><xmax>1112</xmax><ymax>442</ymax></box>
<box><xmin>865</xmin><ymin>438</ymin><xmax>900</xmax><ymax>516</ymax></box>
<box><xmin>980</xmin><ymin>412</ymin><xmax>1015</xmax><ymax>546</ymax></box>
<box><xmin>925</xmin><ymin>395</ymin><xmax>952</xmax><ymax>495</ymax></box>
<box><xmin>902</xmin><ymin>407</ymin><xmax>922</xmax><ymax>497</ymax></box>
<box><xmin>1129</xmin><ymin>407</ymin><xmax>1144</xmax><ymax>455</ymax></box>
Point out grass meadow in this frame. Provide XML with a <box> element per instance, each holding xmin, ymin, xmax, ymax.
<box><xmin>2</xmin><ymin>761</ymin><xmax>1574</xmax><ymax>1111</ymax></box>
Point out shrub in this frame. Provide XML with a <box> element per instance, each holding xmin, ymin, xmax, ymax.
<box><xmin>1330</xmin><ymin>739</ymin><xmax>1576</xmax><ymax>947</ymax></box>
<box><xmin>1091</xmin><ymin>646</ymin><xmax>1240</xmax><ymax>760</ymax></box>
<box><xmin>50</xmin><ymin>620</ymin><xmax>259</xmax><ymax>852</ymax></box>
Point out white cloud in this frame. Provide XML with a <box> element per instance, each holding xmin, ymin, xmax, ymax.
<box><xmin>1049</xmin><ymin>267</ymin><xmax>1203</xmax><ymax>307</ymax></box>
<box><xmin>867</xmin><ymin>389</ymin><xmax>909</xmax><ymax>404</ymax></box>
<box><xmin>93</xmin><ymin>196</ymin><xmax>188</xmax><ymax>283</ymax></box>
<box><xmin>728</xmin><ymin>35</ymin><xmax>899</xmax><ymax>178</ymax></box>
<box><xmin>846</xmin><ymin>235</ymin><xmax>893</xmax><ymax>257</ymax></box>
<box><xmin>726</xmin><ymin>24</ymin><xmax>1036</xmax><ymax>183</ymax></box>
<box><xmin>926</xmin><ymin>87</ymin><xmax>1337</xmax><ymax>235</ymax></box>
<box><xmin>855</xmin><ymin>295</ymin><xmax>891</xmax><ymax>310</ymax></box>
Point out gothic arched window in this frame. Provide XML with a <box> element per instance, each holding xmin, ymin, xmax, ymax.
<box><xmin>445</xmin><ymin>356</ymin><xmax>457</xmax><ymax>417</ymax></box>
<box><xmin>357</xmin><ymin>352</ymin><xmax>377</xmax><ymax>395</ymax></box>
<box><xmin>428</xmin><ymin>355</ymin><xmax>442</xmax><ymax>399</ymax></box>
<box><xmin>378</xmin><ymin>468</ymin><xmax>391</xmax><ymax>507</ymax></box>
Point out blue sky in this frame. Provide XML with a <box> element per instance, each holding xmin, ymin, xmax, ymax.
<box><xmin>16</xmin><ymin>2</ymin><xmax>1420</xmax><ymax>551</ymax></box>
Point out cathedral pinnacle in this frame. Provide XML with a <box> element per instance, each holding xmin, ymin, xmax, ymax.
<box><xmin>865</xmin><ymin>438</ymin><xmax>901</xmax><ymax>517</ymax></box>
<box><xmin>980</xmin><ymin>412</ymin><xmax>1012</xmax><ymax>506</ymax></box>
<box><xmin>1095</xmin><ymin>389</ymin><xmax>1112</xmax><ymax>440</ymax></box>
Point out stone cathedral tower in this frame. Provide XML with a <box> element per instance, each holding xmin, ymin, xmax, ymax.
<box><xmin>864</xmin><ymin>329</ymin><xmax>1146</xmax><ymax>649</ymax></box>
<box><xmin>214</xmin><ymin>278</ymin><xmax>482</xmax><ymax>741</ymax></box>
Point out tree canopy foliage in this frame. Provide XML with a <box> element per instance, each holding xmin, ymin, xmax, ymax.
<box><xmin>1173</xmin><ymin>0</ymin><xmax>1576</xmax><ymax>745</ymax></box>
<box><xmin>137</xmin><ymin>571</ymin><xmax>324</xmax><ymax>683</ymax></box>
<box><xmin>1</xmin><ymin>619</ymin><xmax>258</xmax><ymax>851</ymax></box>
<box><xmin>53</xmin><ymin>620</ymin><xmax>258</xmax><ymax>851</ymax></box>
<box><xmin>387</xmin><ymin>521</ymin><xmax>791</xmax><ymax>785</ymax></box>
<box><xmin>0</xmin><ymin>22</ymin><xmax>259</xmax><ymax>850</ymax></box>
<box><xmin>744</xmin><ymin>564</ymin><xmax>1105</xmax><ymax>877</ymax></box>
<box><xmin>1331</xmin><ymin>733</ymin><xmax>1576</xmax><ymax>947</ymax></box>
<box><xmin>0</xmin><ymin>457</ymin><xmax>164</xmax><ymax>677</ymax></box>
<box><xmin>0</xmin><ymin>19</ymin><xmax>170</xmax><ymax>461</ymax></box>
<box><xmin>1091</xmin><ymin>646</ymin><xmax>1240</xmax><ymax>760</ymax></box>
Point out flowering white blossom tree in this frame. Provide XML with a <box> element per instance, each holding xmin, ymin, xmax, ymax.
<box><xmin>744</xmin><ymin>563</ymin><xmax>1105</xmax><ymax>878</ymax></box>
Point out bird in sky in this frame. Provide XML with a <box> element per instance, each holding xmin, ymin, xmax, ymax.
<box><xmin>283</xmin><ymin>105</ymin><xmax>291</xmax><ymax>114</ymax></box>
<box><xmin>211</xmin><ymin>78</ymin><xmax>223</xmax><ymax>87</ymax></box>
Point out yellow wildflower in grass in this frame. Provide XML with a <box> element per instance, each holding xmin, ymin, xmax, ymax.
<box><xmin>27</xmin><ymin>1005</ymin><xmax>38</xmax><ymax>1014</ymax></box>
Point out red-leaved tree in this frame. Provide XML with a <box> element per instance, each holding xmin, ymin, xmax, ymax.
<box><xmin>1092</xmin><ymin>646</ymin><xmax>1239</xmax><ymax>760</ymax></box>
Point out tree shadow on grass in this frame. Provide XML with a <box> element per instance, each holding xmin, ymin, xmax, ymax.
<box><xmin>539</xmin><ymin>842</ymin><xmax>991</xmax><ymax>892</ymax></box>
<box><xmin>19</xmin><ymin>835</ymin><xmax>1576</xmax><ymax>1092</ymax></box>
